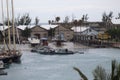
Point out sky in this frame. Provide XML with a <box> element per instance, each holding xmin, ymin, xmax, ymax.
<box><xmin>0</xmin><ymin>0</ymin><xmax>120</xmax><ymax>23</ymax></box>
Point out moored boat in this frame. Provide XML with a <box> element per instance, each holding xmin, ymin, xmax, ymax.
<box><xmin>10</xmin><ymin>50</ymin><xmax>22</xmax><ymax>63</ymax></box>
<box><xmin>38</xmin><ymin>48</ymin><xmax>78</xmax><ymax>55</ymax></box>
<box><xmin>0</xmin><ymin>61</ymin><xmax>7</xmax><ymax>76</ymax></box>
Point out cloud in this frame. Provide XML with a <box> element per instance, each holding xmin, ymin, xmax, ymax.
<box><xmin>1</xmin><ymin>0</ymin><xmax>120</xmax><ymax>23</ymax></box>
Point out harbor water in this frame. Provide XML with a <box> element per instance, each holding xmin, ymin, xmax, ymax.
<box><xmin>0</xmin><ymin>44</ymin><xmax>120</xmax><ymax>80</ymax></box>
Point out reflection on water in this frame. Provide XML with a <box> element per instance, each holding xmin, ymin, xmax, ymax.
<box><xmin>0</xmin><ymin>44</ymin><xmax>120</xmax><ymax>80</ymax></box>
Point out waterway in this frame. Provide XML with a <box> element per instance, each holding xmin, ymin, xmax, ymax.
<box><xmin>0</xmin><ymin>45</ymin><xmax>120</xmax><ymax>80</ymax></box>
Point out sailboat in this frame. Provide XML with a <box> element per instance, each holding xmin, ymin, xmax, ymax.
<box><xmin>10</xmin><ymin>0</ymin><xmax>22</xmax><ymax>63</ymax></box>
<box><xmin>0</xmin><ymin>0</ymin><xmax>22</xmax><ymax>63</ymax></box>
<box><xmin>0</xmin><ymin>0</ymin><xmax>12</xmax><ymax>63</ymax></box>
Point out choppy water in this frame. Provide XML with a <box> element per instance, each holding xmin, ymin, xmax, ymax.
<box><xmin>0</xmin><ymin>48</ymin><xmax>120</xmax><ymax>80</ymax></box>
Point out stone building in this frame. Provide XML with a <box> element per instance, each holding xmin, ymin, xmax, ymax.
<box><xmin>54</xmin><ymin>25</ymin><xmax>74</xmax><ymax>41</ymax></box>
<box><xmin>30</xmin><ymin>25</ymin><xmax>48</xmax><ymax>39</ymax></box>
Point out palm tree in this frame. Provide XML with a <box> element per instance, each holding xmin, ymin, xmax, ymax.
<box><xmin>35</xmin><ymin>17</ymin><xmax>39</xmax><ymax>26</ymax></box>
<box><xmin>48</xmin><ymin>20</ymin><xmax>51</xmax><ymax>24</ymax></box>
<box><xmin>102</xmin><ymin>12</ymin><xmax>113</xmax><ymax>29</ymax></box>
<box><xmin>64</xmin><ymin>16</ymin><xmax>69</xmax><ymax>23</ymax></box>
<box><xmin>73</xmin><ymin>60</ymin><xmax>120</xmax><ymax>80</ymax></box>
<box><xmin>55</xmin><ymin>16</ymin><xmax>60</xmax><ymax>23</ymax></box>
<box><xmin>73</xmin><ymin>67</ymin><xmax>88</xmax><ymax>80</ymax></box>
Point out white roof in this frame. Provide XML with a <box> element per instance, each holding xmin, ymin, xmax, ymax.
<box><xmin>40</xmin><ymin>24</ymin><xmax>58</xmax><ymax>30</ymax></box>
<box><xmin>81</xmin><ymin>28</ymin><xmax>99</xmax><ymax>35</ymax></box>
<box><xmin>71</xmin><ymin>26</ymin><xmax>89</xmax><ymax>32</ymax></box>
<box><xmin>0</xmin><ymin>24</ymin><xmax>58</xmax><ymax>31</ymax></box>
<box><xmin>17</xmin><ymin>24</ymin><xmax>58</xmax><ymax>30</ymax></box>
<box><xmin>17</xmin><ymin>25</ymin><xmax>28</xmax><ymax>30</ymax></box>
<box><xmin>0</xmin><ymin>26</ymin><xmax>11</xmax><ymax>31</ymax></box>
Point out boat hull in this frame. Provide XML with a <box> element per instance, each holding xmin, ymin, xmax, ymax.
<box><xmin>0</xmin><ymin>50</ymin><xmax>22</xmax><ymax>63</ymax></box>
<box><xmin>0</xmin><ymin>56</ymin><xmax>13</xmax><ymax>63</ymax></box>
<box><xmin>39</xmin><ymin>51</ymin><xmax>74</xmax><ymax>55</ymax></box>
<box><xmin>12</xmin><ymin>54</ymin><xmax>22</xmax><ymax>63</ymax></box>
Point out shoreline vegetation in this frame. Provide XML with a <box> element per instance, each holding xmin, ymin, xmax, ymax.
<box><xmin>74</xmin><ymin>60</ymin><xmax>120</xmax><ymax>80</ymax></box>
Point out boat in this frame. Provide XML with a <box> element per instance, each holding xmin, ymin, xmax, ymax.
<box><xmin>0</xmin><ymin>61</ymin><xmax>7</xmax><ymax>76</ymax></box>
<box><xmin>31</xmin><ymin>46</ymin><xmax>52</xmax><ymax>53</ymax></box>
<box><xmin>0</xmin><ymin>70</ymin><xmax>7</xmax><ymax>76</ymax></box>
<box><xmin>0</xmin><ymin>55</ymin><xmax>12</xmax><ymax>64</ymax></box>
<box><xmin>36</xmin><ymin>46</ymin><xmax>84</xmax><ymax>55</ymax></box>
<box><xmin>38</xmin><ymin>48</ymin><xmax>75</xmax><ymax>55</ymax></box>
<box><xmin>0</xmin><ymin>49</ymin><xmax>22</xmax><ymax>63</ymax></box>
<box><xmin>28</xmin><ymin>37</ymin><xmax>40</xmax><ymax>47</ymax></box>
<box><xmin>0</xmin><ymin>61</ymin><xmax>4</xmax><ymax>69</ymax></box>
<box><xmin>0</xmin><ymin>0</ymin><xmax>22</xmax><ymax>63</ymax></box>
<box><xmin>10</xmin><ymin>50</ymin><xmax>22</xmax><ymax>63</ymax></box>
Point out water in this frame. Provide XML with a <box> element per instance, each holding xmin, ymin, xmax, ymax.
<box><xmin>0</xmin><ymin>48</ymin><xmax>120</xmax><ymax>80</ymax></box>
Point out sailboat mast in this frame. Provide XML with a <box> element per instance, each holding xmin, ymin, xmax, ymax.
<box><xmin>11</xmin><ymin>0</ymin><xmax>16</xmax><ymax>50</ymax></box>
<box><xmin>1</xmin><ymin>0</ymin><xmax>6</xmax><ymax>49</ymax></box>
<box><xmin>6</xmin><ymin>0</ymin><xmax>11</xmax><ymax>47</ymax></box>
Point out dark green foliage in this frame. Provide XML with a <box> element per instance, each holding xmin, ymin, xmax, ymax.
<box><xmin>18</xmin><ymin>13</ymin><xmax>31</xmax><ymax>25</ymax></box>
<box><xmin>48</xmin><ymin>20</ymin><xmax>51</xmax><ymax>24</ymax></box>
<box><xmin>4</xmin><ymin>19</ymin><xmax>12</xmax><ymax>26</ymax></box>
<box><xmin>55</xmin><ymin>16</ymin><xmax>60</xmax><ymax>22</ymax></box>
<box><xmin>0</xmin><ymin>31</ymin><xmax>4</xmax><ymax>38</ymax></box>
<box><xmin>74</xmin><ymin>60</ymin><xmax>120</xmax><ymax>80</ymax></box>
<box><xmin>64</xmin><ymin>16</ymin><xmax>69</xmax><ymax>23</ymax></box>
<box><xmin>116</xmin><ymin>13</ymin><xmax>120</xmax><ymax>19</ymax></box>
<box><xmin>111</xmin><ymin>60</ymin><xmax>120</xmax><ymax>80</ymax></box>
<box><xmin>0</xmin><ymin>31</ymin><xmax>4</xmax><ymax>41</ymax></box>
<box><xmin>102</xmin><ymin>12</ymin><xmax>113</xmax><ymax>29</ymax></box>
<box><xmin>102</xmin><ymin>12</ymin><xmax>113</xmax><ymax>23</ymax></box>
<box><xmin>35</xmin><ymin>17</ymin><xmax>39</xmax><ymax>25</ymax></box>
<box><xmin>73</xmin><ymin>20</ymin><xmax>78</xmax><ymax>26</ymax></box>
<box><xmin>82</xmin><ymin>14</ymin><xmax>89</xmax><ymax>22</ymax></box>
<box><xmin>106</xmin><ymin>28</ymin><xmax>120</xmax><ymax>41</ymax></box>
<box><xmin>93</xmin><ymin>60</ymin><xmax>120</xmax><ymax>80</ymax></box>
<box><xmin>21</xmin><ymin>27</ymin><xmax>31</xmax><ymax>38</ymax></box>
<box><xmin>93</xmin><ymin>66</ymin><xmax>107</xmax><ymax>80</ymax></box>
<box><xmin>48</xmin><ymin>28</ymin><xmax>55</xmax><ymax>37</ymax></box>
<box><xmin>73</xmin><ymin>67</ymin><xmax>88</xmax><ymax>80</ymax></box>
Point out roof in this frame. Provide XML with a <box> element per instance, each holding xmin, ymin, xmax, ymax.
<box><xmin>91</xmin><ymin>26</ymin><xmax>106</xmax><ymax>32</ymax></box>
<box><xmin>71</xmin><ymin>26</ymin><xmax>89</xmax><ymax>32</ymax></box>
<box><xmin>0</xmin><ymin>26</ymin><xmax>10</xmax><ymax>31</ymax></box>
<box><xmin>40</xmin><ymin>24</ymin><xmax>58</xmax><ymax>30</ymax></box>
<box><xmin>17</xmin><ymin>25</ymin><xmax>28</xmax><ymax>30</ymax></box>
<box><xmin>54</xmin><ymin>25</ymin><xmax>74</xmax><ymax>31</ymax></box>
<box><xmin>0</xmin><ymin>24</ymin><xmax>58</xmax><ymax>31</ymax></box>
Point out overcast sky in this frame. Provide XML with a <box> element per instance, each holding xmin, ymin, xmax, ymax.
<box><xmin>0</xmin><ymin>0</ymin><xmax>120</xmax><ymax>23</ymax></box>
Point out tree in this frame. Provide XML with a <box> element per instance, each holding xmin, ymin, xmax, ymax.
<box><xmin>35</xmin><ymin>17</ymin><xmax>39</xmax><ymax>25</ymax></box>
<box><xmin>18</xmin><ymin>13</ymin><xmax>31</xmax><ymax>25</ymax></box>
<box><xmin>73</xmin><ymin>67</ymin><xmax>88</xmax><ymax>80</ymax></box>
<box><xmin>93</xmin><ymin>66</ymin><xmax>107</xmax><ymax>80</ymax></box>
<box><xmin>48</xmin><ymin>28</ymin><xmax>55</xmax><ymax>38</ymax></box>
<box><xmin>64</xmin><ymin>16</ymin><xmax>69</xmax><ymax>23</ymax></box>
<box><xmin>116</xmin><ymin>13</ymin><xmax>120</xmax><ymax>19</ymax></box>
<box><xmin>21</xmin><ymin>27</ymin><xmax>31</xmax><ymax>38</ymax></box>
<box><xmin>55</xmin><ymin>16</ymin><xmax>60</xmax><ymax>23</ymax></box>
<box><xmin>82</xmin><ymin>14</ymin><xmax>89</xmax><ymax>22</ymax></box>
<box><xmin>4</xmin><ymin>19</ymin><xmax>12</xmax><ymax>26</ymax></box>
<box><xmin>78</xmin><ymin>19</ymin><xmax>83</xmax><ymax>26</ymax></box>
<box><xmin>52</xmin><ymin>20</ymin><xmax>54</xmax><ymax>23</ymax></box>
<box><xmin>73</xmin><ymin>19</ymin><xmax>78</xmax><ymax>26</ymax></box>
<box><xmin>48</xmin><ymin>20</ymin><xmax>51</xmax><ymax>24</ymax></box>
<box><xmin>106</xmin><ymin>28</ymin><xmax>120</xmax><ymax>41</ymax></box>
<box><xmin>102</xmin><ymin>12</ymin><xmax>113</xmax><ymax>29</ymax></box>
<box><xmin>74</xmin><ymin>60</ymin><xmax>120</xmax><ymax>80</ymax></box>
